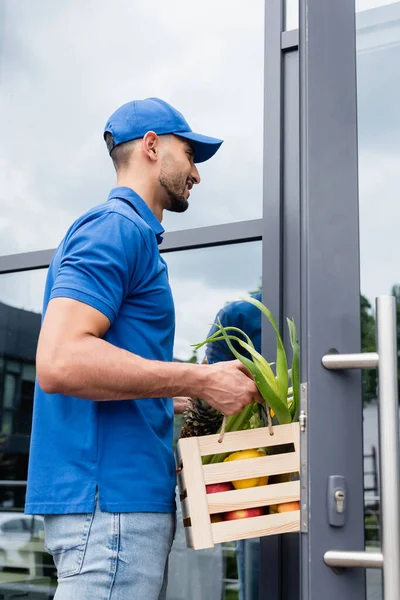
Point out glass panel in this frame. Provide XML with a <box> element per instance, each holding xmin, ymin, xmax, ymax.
<box><xmin>22</xmin><ymin>364</ymin><xmax>36</xmax><ymax>382</ymax></box>
<box><xmin>0</xmin><ymin>245</ymin><xmax>262</xmax><ymax>599</ymax></box>
<box><xmin>285</xmin><ymin>0</ymin><xmax>299</xmax><ymax>31</ymax></box>
<box><xmin>3</xmin><ymin>374</ymin><xmax>17</xmax><ymax>409</ymax></box>
<box><xmin>356</xmin><ymin>4</ymin><xmax>400</xmax><ymax>598</ymax></box>
<box><xmin>0</xmin><ymin>0</ymin><xmax>264</xmax><ymax>256</ymax></box>
<box><xmin>166</xmin><ymin>241</ymin><xmax>262</xmax><ymax>600</ymax></box>
<box><xmin>5</xmin><ymin>361</ymin><xmax>20</xmax><ymax>374</ymax></box>
<box><xmin>356</xmin><ymin>0</ymin><xmax>399</xmax><ymax>12</ymax></box>
<box><xmin>1</xmin><ymin>411</ymin><xmax>13</xmax><ymax>435</ymax></box>
<box><xmin>285</xmin><ymin>1</ymin><xmax>400</xmax><ymax>32</ymax></box>
<box><xmin>0</xmin><ymin>270</ymin><xmax>54</xmax><ymax>596</ymax></box>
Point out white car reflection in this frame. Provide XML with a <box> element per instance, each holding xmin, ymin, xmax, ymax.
<box><xmin>0</xmin><ymin>513</ymin><xmax>45</xmax><ymax>574</ymax></box>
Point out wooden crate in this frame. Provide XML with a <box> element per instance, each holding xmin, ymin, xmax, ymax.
<box><xmin>176</xmin><ymin>422</ymin><xmax>300</xmax><ymax>550</ymax></box>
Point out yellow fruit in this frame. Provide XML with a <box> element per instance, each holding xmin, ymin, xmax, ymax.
<box><xmin>224</xmin><ymin>449</ymin><xmax>267</xmax><ymax>489</ymax></box>
<box><xmin>270</xmin><ymin>501</ymin><xmax>300</xmax><ymax>514</ymax></box>
<box><xmin>257</xmin><ymin>476</ymin><xmax>269</xmax><ymax>486</ymax></box>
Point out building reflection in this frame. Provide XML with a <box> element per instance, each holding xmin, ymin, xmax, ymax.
<box><xmin>0</xmin><ymin>302</ymin><xmax>40</xmax><ymax>511</ymax></box>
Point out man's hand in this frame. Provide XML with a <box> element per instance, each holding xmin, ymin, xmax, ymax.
<box><xmin>195</xmin><ymin>360</ymin><xmax>262</xmax><ymax>416</ymax></box>
<box><xmin>173</xmin><ymin>396</ymin><xmax>192</xmax><ymax>415</ymax></box>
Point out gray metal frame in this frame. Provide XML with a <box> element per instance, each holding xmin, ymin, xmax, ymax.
<box><xmin>260</xmin><ymin>0</ymin><xmax>301</xmax><ymax>597</ymax></box>
<box><xmin>0</xmin><ymin>219</ymin><xmax>262</xmax><ymax>275</ymax></box>
<box><xmin>260</xmin><ymin>4</ymin><xmax>284</xmax><ymax>592</ymax></box>
<box><xmin>299</xmin><ymin>0</ymin><xmax>365</xmax><ymax>598</ymax></box>
<box><xmin>261</xmin><ymin>0</ymin><xmax>366</xmax><ymax>598</ymax></box>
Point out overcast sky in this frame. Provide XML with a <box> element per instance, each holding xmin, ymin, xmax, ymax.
<box><xmin>1</xmin><ymin>0</ymin><xmax>399</xmax><ymax>359</ymax></box>
<box><xmin>0</xmin><ymin>0</ymin><xmax>264</xmax><ymax>257</ymax></box>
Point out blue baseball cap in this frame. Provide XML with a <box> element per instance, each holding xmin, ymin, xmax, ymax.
<box><xmin>104</xmin><ymin>97</ymin><xmax>223</xmax><ymax>164</ymax></box>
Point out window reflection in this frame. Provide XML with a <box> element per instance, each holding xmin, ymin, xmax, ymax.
<box><xmin>356</xmin><ymin>0</ymin><xmax>399</xmax><ymax>11</ymax></box>
<box><xmin>166</xmin><ymin>241</ymin><xmax>262</xmax><ymax>600</ymax></box>
<box><xmin>285</xmin><ymin>0</ymin><xmax>299</xmax><ymax>31</ymax></box>
<box><xmin>0</xmin><ymin>0</ymin><xmax>264</xmax><ymax>256</ymax></box>
<box><xmin>165</xmin><ymin>242</ymin><xmax>262</xmax><ymax>363</ymax></box>
<box><xmin>285</xmin><ymin>0</ymin><xmax>400</xmax><ymax>31</ymax></box>
<box><xmin>0</xmin><ymin>272</ymin><xmax>45</xmax><ymax>509</ymax></box>
<box><xmin>0</xmin><ymin>244</ymin><xmax>262</xmax><ymax>599</ymax></box>
<box><xmin>0</xmin><ymin>270</ymin><xmax>56</xmax><ymax>597</ymax></box>
<box><xmin>356</xmin><ymin>4</ymin><xmax>400</xmax><ymax>598</ymax></box>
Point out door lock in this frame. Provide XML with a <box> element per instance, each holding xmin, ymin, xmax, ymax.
<box><xmin>327</xmin><ymin>476</ymin><xmax>347</xmax><ymax>527</ymax></box>
<box><xmin>334</xmin><ymin>489</ymin><xmax>345</xmax><ymax>514</ymax></box>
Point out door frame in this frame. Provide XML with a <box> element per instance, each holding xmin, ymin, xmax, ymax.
<box><xmin>261</xmin><ymin>0</ymin><xmax>365</xmax><ymax>598</ymax></box>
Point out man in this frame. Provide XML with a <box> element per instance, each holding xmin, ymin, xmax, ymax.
<box><xmin>25</xmin><ymin>97</ymin><xmax>262</xmax><ymax>600</ymax></box>
<box><xmin>205</xmin><ymin>292</ymin><xmax>262</xmax><ymax>600</ymax></box>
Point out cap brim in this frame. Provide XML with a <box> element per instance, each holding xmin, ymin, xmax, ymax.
<box><xmin>176</xmin><ymin>131</ymin><xmax>223</xmax><ymax>163</ymax></box>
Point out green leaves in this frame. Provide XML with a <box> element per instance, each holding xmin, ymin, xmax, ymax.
<box><xmin>287</xmin><ymin>318</ymin><xmax>300</xmax><ymax>420</ymax></box>
<box><xmin>241</xmin><ymin>297</ymin><xmax>289</xmax><ymax>404</ymax></box>
<box><xmin>218</xmin><ymin>323</ymin><xmax>292</xmax><ymax>425</ymax></box>
<box><xmin>193</xmin><ymin>298</ymin><xmax>300</xmax><ymax>428</ymax></box>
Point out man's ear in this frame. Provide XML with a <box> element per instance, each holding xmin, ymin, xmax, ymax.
<box><xmin>142</xmin><ymin>131</ymin><xmax>159</xmax><ymax>162</ymax></box>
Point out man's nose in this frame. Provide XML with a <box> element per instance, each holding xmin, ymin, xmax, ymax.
<box><xmin>191</xmin><ymin>164</ymin><xmax>201</xmax><ymax>185</ymax></box>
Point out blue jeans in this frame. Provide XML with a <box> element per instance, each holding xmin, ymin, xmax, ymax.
<box><xmin>44</xmin><ymin>499</ymin><xmax>176</xmax><ymax>600</ymax></box>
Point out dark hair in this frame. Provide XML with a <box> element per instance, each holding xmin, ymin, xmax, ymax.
<box><xmin>104</xmin><ymin>131</ymin><xmax>115</xmax><ymax>155</ymax></box>
<box><xmin>104</xmin><ymin>132</ymin><xmax>138</xmax><ymax>170</ymax></box>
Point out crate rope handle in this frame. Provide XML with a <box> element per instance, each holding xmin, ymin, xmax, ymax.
<box><xmin>218</xmin><ymin>403</ymin><xmax>274</xmax><ymax>443</ymax></box>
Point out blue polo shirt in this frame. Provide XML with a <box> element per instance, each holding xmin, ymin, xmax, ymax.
<box><xmin>205</xmin><ymin>293</ymin><xmax>262</xmax><ymax>364</ymax></box>
<box><xmin>25</xmin><ymin>187</ymin><xmax>176</xmax><ymax>515</ymax></box>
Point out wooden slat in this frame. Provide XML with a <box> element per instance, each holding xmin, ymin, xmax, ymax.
<box><xmin>198</xmin><ymin>423</ymin><xmax>297</xmax><ymax>457</ymax></box>
<box><xmin>181</xmin><ymin>497</ymin><xmax>190</xmax><ymax>520</ymax></box>
<box><xmin>177</xmin><ymin>437</ymin><xmax>214</xmax><ymax>549</ymax></box>
<box><xmin>203</xmin><ymin>452</ymin><xmax>299</xmax><ymax>485</ymax></box>
<box><xmin>184</xmin><ymin>525</ymin><xmax>194</xmax><ymax>548</ymax></box>
<box><xmin>177</xmin><ymin>469</ymin><xmax>186</xmax><ymax>497</ymax></box>
<box><xmin>211</xmin><ymin>511</ymin><xmax>301</xmax><ymax>546</ymax></box>
<box><xmin>175</xmin><ymin>441</ymin><xmax>182</xmax><ymax>466</ymax></box>
<box><xmin>292</xmin><ymin>422</ymin><xmax>300</xmax><ymax>461</ymax></box>
<box><xmin>207</xmin><ymin>480</ymin><xmax>300</xmax><ymax>514</ymax></box>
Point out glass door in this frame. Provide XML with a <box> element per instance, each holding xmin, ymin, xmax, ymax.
<box><xmin>356</xmin><ymin>2</ymin><xmax>400</xmax><ymax>598</ymax></box>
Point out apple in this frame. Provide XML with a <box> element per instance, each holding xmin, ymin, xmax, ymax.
<box><xmin>210</xmin><ymin>513</ymin><xmax>225</xmax><ymax>523</ymax></box>
<box><xmin>270</xmin><ymin>501</ymin><xmax>300</xmax><ymax>514</ymax></box>
<box><xmin>206</xmin><ymin>482</ymin><xmax>233</xmax><ymax>494</ymax></box>
<box><xmin>224</xmin><ymin>506</ymin><xmax>265</xmax><ymax>521</ymax></box>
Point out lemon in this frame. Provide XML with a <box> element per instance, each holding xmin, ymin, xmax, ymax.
<box><xmin>224</xmin><ymin>448</ymin><xmax>267</xmax><ymax>489</ymax></box>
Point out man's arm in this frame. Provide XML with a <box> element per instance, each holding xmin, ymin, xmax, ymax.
<box><xmin>37</xmin><ymin>298</ymin><xmax>261</xmax><ymax>416</ymax></box>
<box><xmin>173</xmin><ymin>396</ymin><xmax>192</xmax><ymax>414</ymax></box>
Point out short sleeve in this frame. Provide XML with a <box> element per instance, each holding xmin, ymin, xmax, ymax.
<box><xmin>50</xmin><ymin>212</ymin><xmax>142</xmax><ymax>324</ymax></box>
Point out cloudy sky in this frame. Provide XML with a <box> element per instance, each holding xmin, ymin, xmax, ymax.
<box><xmin>0</xmin><ymin>0</ymin><xmax>265</xmax><ymax>360</ymax></box>
<box><xmin>1</xmin><ymin>0</ymin><xmax>399</xmax><ymax>359</ymax></box>
<box><xmin>0</xmin><ymin>0</ymin><xmax>264</xmax><ymax>257</ymax></box>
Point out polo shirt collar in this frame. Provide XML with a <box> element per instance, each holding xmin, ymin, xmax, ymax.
<box><xmin>107</xmin><ymin>186</ymin><xmax>165</xmax><ymax>244</ymax></box>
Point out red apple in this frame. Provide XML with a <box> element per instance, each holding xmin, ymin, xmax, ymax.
<box><xmin>210</xmin><ymin>513</ymin><xmax>225</xmax><ymax>523</ymax></box>
<box><xmin>224</xmin><ymin>506</ymin><xmax>265</xmax><ymax>521</ymax></box>
<box><xmin>206</xmin><ymin>482</ymin><xmax>233</xmax><ymax>494</ymax></box>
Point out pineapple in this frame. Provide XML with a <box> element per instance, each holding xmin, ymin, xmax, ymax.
<box><xmin>180</xmin><ymin>398</ymin><xmax>223</xmax><ymax>438</ymax></box>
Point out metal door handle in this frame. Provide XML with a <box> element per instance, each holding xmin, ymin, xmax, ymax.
<box><xmin>322</xmin><ymin>296</ymin><xmax>400</xmax><ymax>600</ymax></box>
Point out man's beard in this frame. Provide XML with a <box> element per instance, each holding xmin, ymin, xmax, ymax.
<box><xmin>159</xmin><ymin>171</ymin><xmax>189</xmax><ymax>214</ymax></box>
